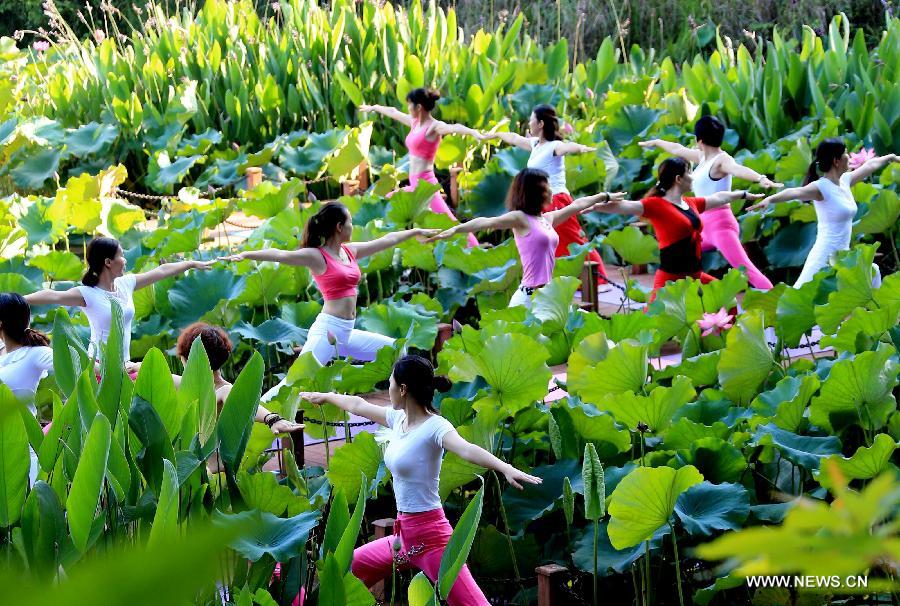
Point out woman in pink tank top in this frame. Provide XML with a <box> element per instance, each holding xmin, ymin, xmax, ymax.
<box><xmin>221</xmin><ymin>203</ymin><xmax>439</xmax><ymax>377</ymax></box>
<box><xmin>427</xmin><ymin>169</ymin><xmax>624</xmax><ymax>309</ymax></box>
<box><xmin>360</xmin><ymin>88</ymin><xmax>484</xmax><ymax>247</ymax></box>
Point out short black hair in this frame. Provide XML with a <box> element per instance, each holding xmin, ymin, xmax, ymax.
<box><xmin>694</xmin><ymin>115</ymin><xmax>725</xmax><ymax>147</ymax></box>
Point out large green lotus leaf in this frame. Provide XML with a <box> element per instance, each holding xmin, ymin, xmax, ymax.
<box><xmin>572</xmin><ymin>522</ymin><xmax>670</xmax><ymax>576</ymax></box>
<box><xmin>717</xmin><ymin>310</ymin><xmax>774</xmax><ymax>406</ymax></box>
<box><xmin>215</xmin><ymin>509</ymin><xmax>320</xmax><ymax>562</ymax></box>
<box><xmin>595</xmin><ymin>376</ymin><xmax>696</xmax><ymax>434</ymax></box>
<box><xmin>605</xmin><ymin>105</ymin><xmax>663</xmax><ymax>150</ymax></box>
<box><xmin>662</xmin><ymin>418</ymin><xmax>730</xmax><ymax>450</ymax></box>
<box><xmin>236</xmin><ymin>470</ymin><xmax>306</xmax><ymax>517</ymax></box>
<box><xmin>148</xmin><ymin>151</ymin><xmax>206</xmax><ymax>193</ymax></box>
<box><xmin>279</xmin><ymin>130</ymin><xmax>345</xmax><ymax>176</ymax></box>
<box><xmin>569</xmin><ymin>337</ymin><xmax>649</xmax><ymax>402</ymax></box>
<box><xmin>565</xmin><ymin>150</ymin><xmax>607</xmax><ymax>192</ymax></box>
<box><xmin>814</xmin><ymin>245</ymin><xmax>881</xmax><ymax>334</ymax></box>
<box><xmin>821</xmin><ymin>303</ymin><xmax>900</xmax><ymax>353</ymax></box>
<box><xmin>384</xmin><ymin>180</ymin><xmax>442</xmax><ymax>226</ymax></box>
<box><xmin>608</xmin><ymin>465</ymin><xmax>703</xmax><ymax>549</ymax></box>
<box><xmin>233</xmin><ymin>319</ymin><xmax>306</xmax><ymax>348</ymax></box>
<box><xmin>326</xmin><ymin>432</ymin><xmax>383</xmax><ymax>502</ymax></box>
<box><xmin>750</xmin><ymin>423</ymin><xmax>841</xmax><ymax>471</ymax></box>
<box><xmin>65</xmin><ymin>122</ymin><xmax>118</xmax><ymax>157</ymax></box>
<box><xmin>239</xmin><ymin>179</ymin><xmax>306</xmax><ymax>219</ymax></box>
<box><xmin>49</xmin><ymin>171</ymin><xmax>102</xmax><ymax>233</ymax></box>
<box><xmin>68</xmin><ymin>414</ymin><xmax>111</xmax><ymax>553</ymax></box>
<box><xmin>809</xmin><ymin>344</ymin><xmax>898</xmax><ymax>434</ymax></box>
<box><xmin>236</xmin><ymin>263</ymin><xmax>307</xmax><ymax>307</ymax></box>
<box><xmin>335</xmin><ymin>341</ymin><xmax>401</xmax><ymax>394</ymax></box>
<box><xmin>680</xmin><ymin>437</ymin><xmax>747</xmax><ymax>483</ymax></box>
<box><xmin>0</xmin><ymin>385</ymin><xmax>29</xmax><ymax>526</ymax></box>
<box><xmin>28</xmin><ymin>250</ymin><xmax>83</xmax><ymax>281</ymax></box>
<box><xmin>699</xmin><ymin>269</ymin><xmax>748</xmax><ymax>313</ymax></box>
<box><xmin>816</xmin><ymin>433</ymin><xmax>897</xmax><ymax>490</ymax></box>
<box><xmin>470</xmin><ymin>524</ymin><xmax>540</xmax><ymax>578</ymax></box>
<box><xmin>674</xmin><ymin>481</ymin><xmax>749</xmax><ymax>536</ymax></box>
<box><xmin>646</xmin><ymin>278</ymin><xmax>704</xmax><ymax>342</ymax></box>
<box><xmin>603</xmin><ymin>225</ymin><xmax>659</xmax><ymax>265</ymax></box>
<box><xmin>459</xmin><ymin>169</ymin><xmax>512</xmax><ymax>218</ymax></box>
<box><xmin>763</xmin><ymin>221</ymin><xmax>817</xmax><ymax>268</ymax></box>
<box><xmin>751</xmin><ymin>374</ymin><xmax>820</xmax><ymax>432</ymax></box>
<box><xmin>853</xmin><ymin>189</ymin><xmax>899</xmax><ymax>235</ymax></box>
<box><xmin>435</xmin><ymin>238</ymin><xmax>518</xmax><ymax>275</ymax></box>
<box><xmin>502</xmin><ymin>458</ymin><xmax>583</xmax><ymax>533</ymax></box>
<box><xmin>10</xmin><ymin>148</ymin><xmax>61</xmax><ymax>190</ymax></box>
<box><xmin>19</xmin><ymin>198</ymin><xmax>66</xmax><ymax>246</ymax></box>
<box><xmin>775</xmin><ymin>271</ymin><xmax>830</xmax><ymax>347</ymax></box>
<box><xmin>357</xmin><ymin>301</ymin><xmax>437</xmax><ymax>350</ymax></box>
<box><xmin>439</xmin><ymin>451</ymin><xmax>486</xmax><ymax>501</ymax></box>
<box><xmin>400</xmin><ymin>238</ymin><xmax>439</xmax><ymax>271</ymax></box>
<box><xmin>551</xmin><ymin>401</ymin><xmax>631</xmax><ymax>459</ymax></box>
<box><xmin>325</xmin><ymin>124</ymin><xmax>372</xmax><ymax>179</ymax></box>
<box><xmin>553</xmin><ymin>242</ymin><xmax>592</xmax><ymax>278</ymax></box>
<box><xmin>654</xmin><ymin>352</ymin><xmax>721</xmax><ymax>388</ymax></box>
<box><xmin>530</xmin><ymin>276</ymin><xmax>580</xmax><ymax>332</ymax></box>
<box><xmin>874</xmin><ymin>271</ymin><xmax>900</xmax><ymax>308</ymax></box>
<box><xmin>742</xmin><ymin>283</ymin><xmax>789</xmax><ymax>328</ymax></box>
<box><xmin>176</xmin><ymin>128</ymin><xmax>223</xmax><ymax>156</ymax></box>
<box><xmin>168</xmin><ymin>269</ymin><xmax>246</xmax><ymax>327</ymax></box>
<box><xmin>102</xmin><ymin>199</ymin><xmax>145</xmax><ymax>239</ymax></box>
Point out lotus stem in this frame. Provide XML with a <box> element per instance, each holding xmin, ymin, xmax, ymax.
<box><xmin>670</xmin><ymin>522</ymin><xmax>685</xmax><ymax>606</ymax></box>
<box><xmin>492</xmin><ymin>471</ymin><xmax>526</xmax><ymax>599</ymax></box>
<box><xmin>592</xmin><ymin>518</ymin><xmax>599</xmax><ymax>606</ymax></box>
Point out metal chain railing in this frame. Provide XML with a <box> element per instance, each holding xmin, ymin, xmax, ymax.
<box><xmin>303</xmin><ymin>417</ymin><xmax>377</xmax><ymax>428</ymax></box>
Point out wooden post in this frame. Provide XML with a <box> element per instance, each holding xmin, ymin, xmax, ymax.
<box><xmin>371</xmin><ymin>519</ymin><xmax>396</xmax><ymax>601</ymax></box>
<box><xmin>245</xmin><ymin>166</ymin><xmax>263</xmax><ymax>190</ymax></box>
<box><xmin>357</xmin><ymin>159</ymin><xmax>369</xmax><ymax>191</ymax></box>
<box><xmin>341</xmin><ymin>179</ymin><xmax>360</xmax><ymax>196</ymax></box>
<box><xmin>535</xmin><ymin>564</ymin><xmax>568</xmax><ymax>606</ymax></box>
<box><xmin>292</xmin><ymin>409</ymin><xmax>305</xmax><ymax>469</ymax></box>
<box><xmin>449</xmin><ymin>164</ymin><xmax>464</xmax><ymax>208</ymax></box>
<box><xmin>579</xmin><ymin>261</ymin><xmax>600</xmax><ymax>312</ymax></box>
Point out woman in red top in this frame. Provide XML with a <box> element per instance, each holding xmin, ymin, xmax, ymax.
<box><xmin>221</xmin><ymin>203</ymin><xmax>438</xmax><ymax>367</ymax></box>
<box><xmin>590</xmin><ymin>158</ymin><xmax>763</xmax><ymax>301</ymax></box>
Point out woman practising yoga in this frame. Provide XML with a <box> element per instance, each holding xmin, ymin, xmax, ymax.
<box><xmin>221</xmin><ymin>202</ymin><xmax>438</xmax><ymax>366</ymax></box>
<box><xmin>639</xmin><ymin>115</ymin><xmax>781</xmax><ymax>290</ymax></box>
<box><xmin>360</xmin><ymin>88</ymin><xmax>482</xmax><ymax>247</ymax></box>
<box><xmin>484</xmin><ymin>104</ymin><xmax>609</xmax><ymax>277</ymax></box>
<box><xmin>749</xmin><ymin>139</ymin><xmax>896</xmax><ymax>287</ymax></box>
<box><xmin>300</xmin><ymin>355</ymin><xmax>540</xmax><ymax>606</ymax></box>
<box><xmin>427</xmin><ymin>168</ymin><xmax>623</xmax><ymax>308</ymax></box>
<box><xmin>25</xmin><ymin>237</ymin><xmax>212</xmax><ymax>367</ymax></box>
<box><xmin>589</xmin><ymin>158</ymin><xmax>763</xmax><ymax>301</ymax></box>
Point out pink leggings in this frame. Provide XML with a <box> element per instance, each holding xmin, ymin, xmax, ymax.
<box><xmin>700</xmin><ymin>207</ymin><xmax>773</xmax><ymax>290</ymax></box>
<box><xmin>352</xmin><ymin>508</ymin><xmax>489</xmax><ymax>605</ymax></box>
<box><xmin>407</xmin><ymin>171</ymin><xmax>478</xmax><ymax>248</ymax></box>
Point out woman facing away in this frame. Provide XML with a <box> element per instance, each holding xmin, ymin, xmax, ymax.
<box><xmin>749</xmin><ymin>138</ymin><xmax>897</xmax><ymax>287</ymax></box>
<box><xmin>589</xmin><ymin>158</ymin><xmax>764</xmax><ymax>302</ymax></box>
<box><xmin>483</xmin><ymin>104</ymin><xmax>611</xmax><ymax>281</ymax></box>
<box><xmin>427</xmin><ymin>168</ymin><xmax>623</xmax><ymax>308</ymax></box>
<box><xmin>172</xmin><ymin>323</ymin><xmax>303</xmax><ymax>473</ymax></box>
<box><xmin>221</xmin><ymin>202</ymin><xmax>438</xmax><ymax>368</ymax></box>
<box><xmin>639</xmin><ymin>115</ymin><xmax>782</xmax><ymax>290</ymax></box>
<box><xmin>24</xmin><ymin>237</ymin><xmax>213</xmax><ymax>370</ymax></box>
<box><xmin>300</xmin><ymin>355</ymin><xmax>541</xmax><ymax>606</ymax></box>
<box><xmin>360</xmin><ymin>88</ymin><xmax>482</xmax><ymax>247</ymax></box>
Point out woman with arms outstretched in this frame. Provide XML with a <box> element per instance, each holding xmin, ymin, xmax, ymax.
<box><xmin>590</xmin><ymin>158</ymin><xmax>763</xmax><ymax>302</ymax></box>
<box><xmin>360</xmin><ymin>88</ymin><xmax>483</xmax><ymax>247</ymax></box>
<box><xmin>639</xmin><ymin>115</ymin><xmax>781</xmax><ymax>289</ymax></box>
<box><xmin>748</xmin><ymin>139</ymin><xmax>896</xmax><ymax>287</ymax></box>
<box><xmin>428</xmin><ymin>168</ymin><xmax>623</xmax><ymax>308</ymax></box>
<box><xmin>300</xmin><ymin>355</ymin><xmax>541</xmax><ymax>606</ymax></box>
<box><xmin>484</xmin><ymin>104</ymin><xmax>610</xmax><ymax>279</ymax></box>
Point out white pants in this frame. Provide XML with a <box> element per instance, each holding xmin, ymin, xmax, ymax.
<box><xmin>508</xmin><ymin>285</ymin><xmax>540</xmax><ymax>309</ymax></box>
<box><xmin>261</xmin><ymin>313</ymin><xmax>394</xmax><ymax>402</ymax></box>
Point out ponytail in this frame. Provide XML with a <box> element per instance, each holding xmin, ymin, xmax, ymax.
<box><xmin>804</xmin><ymin>138</ymin><xmax>846</xmax><ymax>186</ymax></box>
<box><xmin>22</xmin><ymin>327</ymin><xmax>50</xmax><ymax>347</ymax></box>
<box><xmin>647</xmin><ymin>157</ymin><xmax>689</xmax><ymax>197</ymax></box>
<box><xmin>803</xmin><ymin>161</ymin><xmax>820</xmax><ymax>187</ymax></box>
<box><xmin>82</xmin><ymin>237</ymin><xmax>121</xmax><ymax>287</ymax></box>
<box><xmin>0</xmin><ymin>293</ymin><xmax>49</xmax><ymax>347</ymax></box>
<box><xmin>392</xmin><ymin>354</ymin><xmax>452</xmax><ymax>414</ymax></box>
<box><xmin>301</xmin><ymin>202</ymin><xmax>350</xmax><ymax>249</ymax></box>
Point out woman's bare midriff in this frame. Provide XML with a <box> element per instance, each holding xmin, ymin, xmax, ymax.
<box><xmin>408</xmin><ymin>154</ymin><xmax>434</xmax><ymax>175</ymax></box>
<box><xmin>322</xmin><ymin>296</ymin><xmax>358</xmax><ymax>320</ymax></box>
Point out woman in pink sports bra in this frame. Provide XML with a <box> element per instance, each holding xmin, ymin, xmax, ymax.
<box><xmin>360</xmin><ymin>88</ymin><xmax>483</xmax><ymax>247</ymax></box>
<box><xmin>427</xmin><ymin>168</ymin><xmax>623</xmax><ymax>309</ymax></box>
<box><xmin>221</xmin><ymin>203</ymin><xmax>438</xmax><ymax>370</ymax></box>
<box><xmin>639</xmin><ymin>115</ymin><xmax>782</xmax><ymax>290</ymax></box>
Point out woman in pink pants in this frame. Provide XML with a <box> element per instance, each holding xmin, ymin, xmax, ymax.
<box><xmin>639</xmin><ymin>115</ymin><xmax>782</xmax><ymax>290</ymax></box>
<box><xmin>360</xmin><ymin>89</ymin><xmax>483</xmax><ymax>247</ymax></box>
<box><xmin>300</xmin><ymin>355</ymin><xmax>541</xmax><ymax>605</ymax></box>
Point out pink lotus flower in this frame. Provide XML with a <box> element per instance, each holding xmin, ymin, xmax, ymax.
<box><xmin>561</xmin><ymin>121</ymin><xmax>574</xmax><ymax>136</ymax></box>
<box><xmin>585</xmin><ymin>88</ymin><xmax>595</xmax><ymax>100</ymax></box>
<box><xmin>848</xmin><ymin>147</ymin><xmax>876</xmax><ymax>170</ymax></box>
<box><xmin>33</xmin><ymin>40</ymin><xmax>49</xmax><ymax>52</ymax></box>
<box><xmin>697</xmin><ymin>307</ymin><xmax>734</xmax><ymax>337</ymax></box>
<box><xmin>93</xmin><ymin>29</ymin><xmax>106</xmax><ymax>43</ymax></box>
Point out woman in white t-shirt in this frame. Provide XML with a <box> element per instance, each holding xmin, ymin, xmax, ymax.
<box><xmin>300</xmin><ymin>355</ymin><xmax>541</xmax><ymax>606</ymax></box>
<box><xmin>749</xmin><ymin>139</ymin><xmax>896</xmax><ymax>287</ymax></box>
<box><xmin>25</xmin><ymin>237</ymin><xmax>213</xmax><ymax>367</ymax></box>
<box><xmin>0</xmin><ymin>292</ymin><xmax>55</xmax><ymax>483</ymax></box>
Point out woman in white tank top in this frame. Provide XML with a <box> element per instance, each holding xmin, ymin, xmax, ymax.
<box><xmin>749</xmin><ymin>138</ymin><xmax>896</xmax><ymax>287</ymax></box>
<box><xmin>25</xmin><ymin>237</ymin><xmax>213</xmax><ymax>366</ymax></box>
<box><xmin>640</xmin><ymin>115</ymin><xmax>782</xmax><ymax>290</ymax></box>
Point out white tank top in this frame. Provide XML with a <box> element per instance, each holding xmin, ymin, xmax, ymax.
<box><xmin>76</xmin><ymin>274</ymin><xmax>137</xmax><ymax>361</ymax></box>
<box><xmin>527</xmin><ymin>138</ymin><xmax>568</xmax><ymax>194</ymax></box>
<box><xmin>0</xmin><ymin>345</ymin><xmax>53</xmax><ymax>410</ymax></box>
<box><xmin>691</xmin><ymin>151</ymin><xmax>732</xmax><ymax>205</ymax></box>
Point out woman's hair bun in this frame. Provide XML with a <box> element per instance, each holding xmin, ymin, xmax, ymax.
<box><xmin>426</xmin><ymin>88</ymin><xmax>441</xmax><ymax>102</ymax></box>
<box><xmin>433</xmin><ymin>375</ymin><xmax>453</xmax><ymax>393</ymax></box>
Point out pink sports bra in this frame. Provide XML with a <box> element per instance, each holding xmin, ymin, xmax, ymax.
<box><xmin>405</xmin><ymin>119</ymin><xmax>441</xmax><ymax>162</ymax></box>
<box><xmin>312</xmin><ymin>245</ymin><xmax>361</xmax><ymax>300</ymax></box>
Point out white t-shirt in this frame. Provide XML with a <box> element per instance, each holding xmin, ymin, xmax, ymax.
<box><xmin>383</xmin><ymin>407</ymin><xmax>455</xmax><ymax>513</ymax></box>
<box><xmin>0</xmin><ymin>345</ymin><xmax>53</xmax><ymax>410</ymax></box>
<box><xmin>527</xmin><ymin>138</ymin><xmax>568</xmax><ymax>194</ymax></box>
<box><xmin>76</xmin><ymin>274</ymin><xmax>137</xmax><ymax>361</ymax></box>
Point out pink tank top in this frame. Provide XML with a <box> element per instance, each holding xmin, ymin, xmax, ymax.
<box><xmin>312</xmin><ymin>245</ymin><xmax>361</xmax><ymax>300</ymax></box>
<box><xmin>405</xmin><ymin>119</ymin><xmax>440</xmax><ymax>162</ymax></box>
<box><xmin>514</xmin><ymin>213</ymin><xmax>559</xmax><ymax>287</ymax></box>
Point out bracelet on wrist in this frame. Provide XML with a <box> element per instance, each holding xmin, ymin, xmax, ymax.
<box><xmin>263</xmin><ymin>413</ymin><xmax>284</xmax><ymax>428</ymax></box>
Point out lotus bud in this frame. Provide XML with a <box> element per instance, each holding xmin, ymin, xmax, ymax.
<box><xmin>636</xmin><ymin>421</ymin><xmax>649</xmax><ymax>433</ymax></box>
<box><xmin>326</xmin><ymin>330</ymin><xmax>337</xmax><ymax>346</ymax></box>
<box><xmin>585</xmin><ymin>87</ymin><xmax>595</xmax><ymax>100</ymax></box>
<box><xmin>451</xmin><ymin>319</ymin><xmax>463</xmax><ymax>334</ymax></box>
